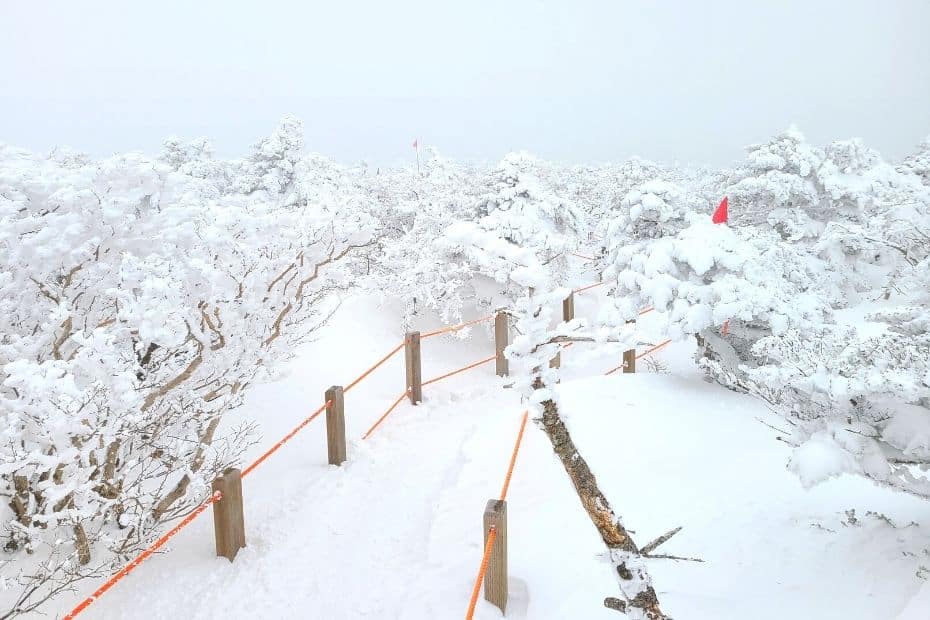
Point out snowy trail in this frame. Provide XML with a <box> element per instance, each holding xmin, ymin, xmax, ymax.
<box><xmin>58</xmin><ymin>296</ymin><xmax>618</xmax><ymax>619</ymax></box>
<box><xmin>49</xmin><ymin>295</ymin><xmax>930</xmax><ymax>619</ymax></box>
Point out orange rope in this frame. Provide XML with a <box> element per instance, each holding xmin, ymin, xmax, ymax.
<box><xmin>636</xmin><ymin>339</ymin><xmax>672</xmax><ymax>359</ymax></box>
<box><xmin>64</xmin><ymin>491</ymin><xmax>221</xmax><ymax>619</ymax></box>
<box><xmin>464</xmin><ymin>411</ymin><xmax>528</xmax><ymax>619</ymax></box>
<box><xmin>573</xmin><ymin>281</ymin><xmax>607</xmax><ymax>294</ymax></box>
<box><xmin>499</xmin><ymin>411</ymin><xmax>528</xmax><ymax>501</ymax></box>
<box><xmin>603</xmin><ymin>339</ymin><xmax>673</xmax><ymax>375</ymax></box>
<box><xmin>422</xmin><ymin>314</ymin><xmax>494</xmax><ymax>339</ymax></box>
<box><xmin>638</xmin><ymin>306</ymin><xmax>655</xmax><ymax>315</ymax></box>
<box><xmin>344</xmin><ymin>341</ymin><xmax>405</xmax><ymax>394</ymax></box>
<box><xmin>241</xmin><ymin>400</ymin><xmax>331</xmax><ymax>477</ymax></box>
<box><xmin>465</xmin><ymin>526</ymin><xmax>498</xmax><ymax>620</ymax></box>
<box><xmin>361</xmin><ymin>389</ymin><xmax>410</xmax><ymax>439</ymax></box>
<box><xmin>570</xmin><ymin>252</ymin><xmax>598</xmax><ymax>261</ymax></box>
<box><xmin>423</xmin><ymin>355</ymin><xmax>496</xmax><ymax>387</ymax></box>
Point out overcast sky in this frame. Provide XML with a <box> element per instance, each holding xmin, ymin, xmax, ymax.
<box><xmin>3</xmin><ymin>0</ymin><xmax>929</xmax><ymax>166</ymax></box>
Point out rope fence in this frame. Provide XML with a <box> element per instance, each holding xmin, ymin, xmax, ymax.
<box><xmin>465</xmin><ymin>411</ymin><xmax>529</xmax><ymax>619</ymax></box>
<box><xmin>64</xmin><ymin>275</ymin><xmax>680</xmax><ymax>619</ymax></box>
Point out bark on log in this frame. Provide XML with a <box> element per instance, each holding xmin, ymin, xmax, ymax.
<box><xmin>536</xmin><ymin>384</ymin><xmax>666</xmax><ymax>619</ymax></box>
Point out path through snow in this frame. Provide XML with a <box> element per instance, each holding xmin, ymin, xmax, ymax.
<box><xmin>51</xmin><ymin>294</ymin><xmax>930</xmax><ymax>619</ymax></box>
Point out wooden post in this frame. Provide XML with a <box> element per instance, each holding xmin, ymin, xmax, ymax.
<box><xmin>405</xmin><ymin>331</ymin><xmax>422</xmax><ymax>404</ymax></box>
<box><xmin>495</xmin><ymin>312</ymin><xmax>509</xmax><ymax>377</ymax></box>
<box><xmin>325</xmin><ymin>385</ymin><xmax>346</xmax><ymax>466</ymax></box>
<box><xmin>483</xmin><ymin>499</ymin><xmax>508</xmax><ymax>613</ymax></box>
<box><xmin>212</xmin><ymin>468</ymin><xmax>246</xmax><ymax>562</ymax></box>
<box><xmin>623</xmin><ymin>348</ymin><xmax>636</xmax><ymax>373</ymax></box>
<box><xmin>550</xmin><ymin>292</ymin><xmax>575</xmax><ymax>370</ymax></box>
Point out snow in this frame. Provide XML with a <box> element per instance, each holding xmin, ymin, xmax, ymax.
<box><xmin>47</xmin><ymin>295</ymin><xmax>930</xmax><ymax>619</ymax></box>
<box><xmin>789</xmin><ymin>432</ymin><xmax>863</xmax><ymax>488</ymax></box>
<box><xmin>557</xmin><ymin>346</ymin><xmax>930</xmax><ymax>620</ymax></box>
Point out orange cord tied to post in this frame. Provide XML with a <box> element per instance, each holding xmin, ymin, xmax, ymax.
<box><xmin>465</xmin><ymin>411</ymin><xmax>528</xmax><ymax>620</ymax></box>
<box><xmin>64</xmin><ymin>335</ymin><xmax>412</xmax><ymax>617</ymax></box>
<box><xmin>465</xmin><ymin>527</ymin><xmax>498</xmax><ymax>620</ymax></box>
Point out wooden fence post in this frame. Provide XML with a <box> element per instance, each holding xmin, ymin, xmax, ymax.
<box><xmin>563</xmin><ymin>292</ymin><xmax>575</xmax><ymax>323</ymax></box>
<box><xmin>495</xmin><ymin>312</ymin><xmax>509</xmax><ymax>377</ymax></box>
<box><xmin>325</xmin><ymin>385</ymin><xmax>346</xmax><ymax>466</ymax></box>
<box><xmin>212</xmin><ymin>468</ymin><xmax>246</xmax><ymax>562</ymax></box>
<box><xmin>483</xmin><ymin>499</ymin><xmax>508</xmax><ymax>613</ymax></box>
<box><xmin>623</xmin><ymin>348</ymin><xmax>636</xmax><ymax>373</ymax></box>
<box><xmin>405</xmin><ymin>331</ymin><xmax>422</xmax><ymax>404</ymax></box>
<box><xmin>550</xmin><ymin>292</ymin><xmax>575</xmax><ymax>370</ymax></box>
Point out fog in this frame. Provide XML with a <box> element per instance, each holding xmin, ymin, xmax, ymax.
<box><xmin>3</xmin><ymin>0</ymin><xmax>929</xmax><ymax>165</ymax></box>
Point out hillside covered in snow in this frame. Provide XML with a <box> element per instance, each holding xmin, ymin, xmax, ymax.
<box><xmin>1</xmin><ymin>119</ymin><xmax>929</xmax><ymax>618</ymax></box>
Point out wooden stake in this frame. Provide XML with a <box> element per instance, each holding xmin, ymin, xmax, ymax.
<box><xmin>623</xmin><ymin>348</ymin><xmax>636</xmax><ymax>373</ymax></box>
<box><xmin>325</xmin><ymin>385</ymin><xmax>346</xmax><ymax>466</ymax></box>
<box><xmin>563</xmin><ymin>292</ymin><xmax>575</xmax><ymax>322</ymax></box>
<box><xmin>212</xmin><ymin>468</ymin><xmax>246</xmax><ymax>562</ymax></box>
<box><xmin>550</xmin><ymin>292</ymin><xmax>575</xmax><ymax>370</ymax></box>
<box><xmin>405</xmin><ymin>331</ymin><xmax>422</xmax><ymax>404</ymax></box>
<box><xmin>483</xmin><ymin>499</ymin><xmax>508</xmax><ymax>613</ymax></box>
<box><xmin>495</xmin><ymin>312</ymin><xmax>509</xmax><ymax>377</ymax></box>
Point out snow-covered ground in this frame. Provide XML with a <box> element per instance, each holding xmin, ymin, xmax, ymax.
<box><xmin>51</xmin><ymin>295</ymin><xmax>929</xmax><ymax>619</ymax></box>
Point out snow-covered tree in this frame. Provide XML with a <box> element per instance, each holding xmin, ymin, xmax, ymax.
<box><xmin>722</xmin><ymin>127</ymin><xmax>826</xmax><ymax>237</ymax></box>
<box><xmin>232</xmin><ymin>115</ymin><xmax>304</xmax><ymax>197</ymax></box>
<box><xmin>899</xmin><ymin>136</ymin><xmax>930</xmax><ymax>184</ymax></box>
<box><xmin>0</xmin><ymin>125</ymin><xmax>372</xmax><ymax>617</ymax></box>
<box><xmin>605</xmin><ymin>180</ymin><xmax>696</xmax><ymax>242</ymax></box>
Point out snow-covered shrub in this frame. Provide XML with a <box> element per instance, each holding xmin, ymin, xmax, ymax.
<box><xmin>605</xmin><ymin>217</ymin><xmax>832</xmax><ymax>389</ymax></box>
<box><xmin>474</xmin><ymin>152</ymin><xmax>585</xmax><ymax>259</ymax></box>
<box><xmin>362</xmin><ymin>147</ymin><xmax>484</xmax><ymax>326</ymax></box>
<box><xmin>371</xmin><ymin>151</ymin><xmax>584</xmax><ymax>327</ymax></box>
<box><xmin>745</xmin><ymin>316</ymin><xmax>930</xmax><ymax>498</ymax></box>
<box><xmin>722</xmin><ymin>127</ymin><xmax>827</xmax><ymax>237</ymax></box>
<box><xmin>232</xmin><ymin>114</ymin><xmax>304</xmax><ymax>196</ymax></box>
<box><xmin>607</xmin><ymin>180</ymin><xmax>695</xmax><ymax>241</ymax></box>
<box><xmin>899</xmin><ymin>136</ymin><xmax>930</xmax><ymax>184</ymax></box>
<box><xmin>0</xmin><ymin>124</ymin><xmax>372</xmax><ymax>616</ymax></box>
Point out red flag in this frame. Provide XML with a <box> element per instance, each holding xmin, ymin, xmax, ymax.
<box><xmin>714</xmin><ymin>196</ymin><xmax>730</xmax><ymax>335</ymax></box>
<box><xmin>712</xmin><ymin>196</ymin><xmax>728</xmax><ymax>224</ymax></box>
<box><xmin>412</xmin><ymin>138</ymin><xmax>418</xmax><ymax>149</ymax></box>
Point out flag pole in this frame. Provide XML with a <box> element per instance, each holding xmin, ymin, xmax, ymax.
<box><xmin>415</xmin><ymin>141</ymin><xmax>420</xmax><ymax>175</ymax></box>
